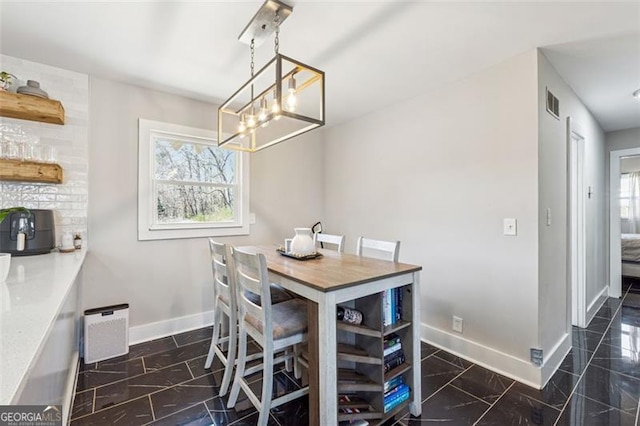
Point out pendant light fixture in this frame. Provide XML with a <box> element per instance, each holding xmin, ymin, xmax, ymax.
<box><xmin>218</xmin><ymin>0</ymin><xmax>325</xmax><ymax>153</ymax></box>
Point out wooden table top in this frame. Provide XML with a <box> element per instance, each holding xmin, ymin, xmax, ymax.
<box><xmin>239</xmin><ymin>245</ymin><xmax>422</xmax><ymax>293</ymax></box>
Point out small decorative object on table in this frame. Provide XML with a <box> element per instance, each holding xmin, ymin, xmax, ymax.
<box><xmin>0</xmin><ymin>72</ymin><xmax>16</xmax><ymax>91</ymax></box>
<box><xmin>337</xmin><ymin>306</ymin><xmax>363</xmax><ymax>325</ymax></box>
<box><xmin>60</xmin><ymin>232</ymin><xmax>75</xmax><ymax>253</ymax></box>
<box><xmin>276</xmin><ymin>247</ymin><xmax>322</xmax><ymax>260</ymax></box>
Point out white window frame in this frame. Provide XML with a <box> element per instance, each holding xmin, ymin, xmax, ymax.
<box><xmin>138</xmin><ymin>119</ymin><xmax>250</xmax><ymax>241</ymax></box>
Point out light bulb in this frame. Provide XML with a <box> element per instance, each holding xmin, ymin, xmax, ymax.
<box><xmin>285</xmin><ymin>76</ymin><xmax>297</xmax><ymax>112</ymax></box>
<box><xmin>258</xmin><ymin>97</ymin><xmax>269</xmax><ymax>127</ymax></box>
<box><xmin>238</xmin><ymin>114</ymin><xmax>247</xmax><ymax>133</ymax></box>
<box><xmin>272</xmin><ymin>92</ymin><xmax>281</xmax><ymax>120</ymax></box>
<box><xmin>246</xmin><ymin>106</ymin><xmax>257</xmax><ymax>128</ymax></box>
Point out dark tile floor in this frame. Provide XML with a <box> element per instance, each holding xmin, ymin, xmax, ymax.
<box><xmin>70</xmin><ymin>279</ymin><xmax>640</xmax><ymax>425</ymax></box>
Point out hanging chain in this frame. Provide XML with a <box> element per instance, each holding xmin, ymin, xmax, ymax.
<box><xmin>274</xmin><ymin>10</ymin><xmax>280</xmax><ymax>55</ymax></box>
<box><xmin>250</xmin><ymin>38</ymin><xmax>255</xmax><ymax>77</ymax></box>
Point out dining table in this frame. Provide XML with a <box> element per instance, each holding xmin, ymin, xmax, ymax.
<box><xmin>240</xmin><ymin>245</ymin><xmax>422</xmax><ymax>426</ymax></box>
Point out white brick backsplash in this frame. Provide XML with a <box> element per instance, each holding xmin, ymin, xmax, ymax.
<box><xmin>1</xmin><ymin>54</ymin><xmax>89</xmax><ymax>247</ymax></box>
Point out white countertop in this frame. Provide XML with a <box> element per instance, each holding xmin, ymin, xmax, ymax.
<box><xmin>0</xmin><ymin>250</ymin><xmax>86</xmax><ymax>404</ymax></box>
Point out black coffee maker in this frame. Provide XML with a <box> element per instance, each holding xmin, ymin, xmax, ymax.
<box><xmin>0</xmin><ymin>209</ymin><xmax>56</xmax><ymax>255</ymax></box>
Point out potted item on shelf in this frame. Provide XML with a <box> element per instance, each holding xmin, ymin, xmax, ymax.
<box><xmin>0</xmin><ymin>72</ymin><xmax>17</xmax><ymax>91</ymax></box>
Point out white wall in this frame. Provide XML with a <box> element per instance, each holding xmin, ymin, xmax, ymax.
<box><xmin>607</xmin><ymin>128</ymin><xmax>640</xmax><ymax>152</ymax></box>
<box><xmin>86</xmin><ymin>77</ymin><xmax>323</xmax><ymax>337</ymax></box>
<box><xmin>537</xmin><ymin>52</ymin><xmax>606</xmax><ymax>359</ymax></box>
<box><xmin>0</xmin><ymin>54</ymin><xmax>89</xmax><ymax>244</ymax></box>
<box><xmin>324</xmin><ymin>50</ymin><xmax>542</xmax><ymax>384</ymax></box>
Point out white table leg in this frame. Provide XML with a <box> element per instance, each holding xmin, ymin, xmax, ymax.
<box><xmin>317</xmin><ymin>292</ymin><xmax>337</xmax><ymax>425</ymax></box>
<box><xmin>410</xmin><ymin>271</ymin><xmax>422</xmax><ymax>416</ymax></box>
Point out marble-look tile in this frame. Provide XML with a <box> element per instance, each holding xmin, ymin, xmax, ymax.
<box><xmin>269</xmin><ymin>397</ymin><xmax>309</xmax><ymax>425</ymax></box>
<box><xmin>150</xmin><ymin>373</ymin><xmax>221</xmax><ymax>419</ymax></box>
<box><xmin>572</xmin><ymin>329</ymin><xmax>604</xmax><ymax>354</ymax></box>
<box><xmin>600</xmin><ymin>328</ymin><xmax>625</xmax><ymax>347</ymax></box>
<box><xmin>173</xmin><ymin>326</ymin><xmax>214</xmax><ymax>347</ymax></box>
<box><xmin>433</xmin><ymin>351</ymin><xmax>473</xmax><ymax>369</ymax></box>
<box><xmin>399</xmin><ymin>384</ymin><xmax>489</xmax><ymax>425</ymax></box>
<box><xmin>558</xmin><ymin>347</ymin><xmax>591</xmax><ymax>377</ymax></box>
<box><xmin>511</xmin><ymin>369</ymin><xmax>579</xmax><ymax>409</ymax></box>
<box><xmin>78</xmin><ymin>360</ymin><xmax>96</xmax><ymax>372</ymax></box>
<box><xmin>70</xmin><ymin>395</ymin><xmax>152</xmax><ymax>426</ymax></box>
<box><xmin>475</xmin><ymin>388</ymin><xmax>560</xmax><ymax>425</ymax></box>
<box><xmin>450</xmin><ymin>365</ymin><xmax>514</xmax><ymax>403</ymax></box>
<box><xmin>144</xmin><ymin>339</ymin><xmax>212</xmax><ymax>371</ymax></box>
<box><xmin>420</xmin><ymin>341</ymin><xmax>439</xmax><ymax>359</ymax></box>
<box><xmin>555</xmin><ymin>394</ymin><xmax>637</xmax><ymax>426</ymax></box>
<box><xmin>206</xmin><ymin>395</ymin><xmax>256</xmax><ymax>425</ymax></box>
<box><xmin>590</xmin><ymin>341</ymin><xmax>640</xmax><ymax>380</ymax></box>
<box><xmin>70</xmin><ymin>389</ymin><xmax>94</xmax><ymax>419</ymax></box>
<box><xmin>574</xmin><ymin>364</ymin><xmax>640</xmax><ymax>413</ymax></box>
<box><xmin>76</xmin><ymin>358</ymin><xmax>145</xmax><ymax>392</ymax></box>
<box><xmin>420</xmin><ymin>356</ymin><xmax>465</xmax><ymax>399</ymax></box>
<box><xmin>585</xmin><ymin>316</ymin><xmax>612</xmax><ymax>335</ymax></box>
<box><xmin>227</xmin><ymin>411</ymin><xmax>280</xmax><ymax>425</ymax></box>
<box><xmin>128</xmin><ymin>336</ymin><xmax>178</xmax><ymax>359</ymax></box>
<box><xmin>246</xmin><ymin>371</ymin><xmax>302</xmax><ymax>401</ymax></box>
<box><xmin>187</xmin><ymin>354</ymin><xmax>226</xmax><ymax>379</ymax></box>
<box><xmin>149</xmin><ymin>402</ymin><xmax>213</xmax><ymax>426</ymax></box>
<box><xmin>94</xmin><ymin>362</ymin><xmax>192</xmax><ymax>411</ymax></box>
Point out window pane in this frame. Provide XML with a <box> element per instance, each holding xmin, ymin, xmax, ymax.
<box><xmin>154</xmin><ymin>138</ymin><xmax>235</xmax><ymax>184</ymax></box>
<box><xmin>156</xmin><ymin>183</ymin><xmax>235</xmax><ymax>224</ymax></box>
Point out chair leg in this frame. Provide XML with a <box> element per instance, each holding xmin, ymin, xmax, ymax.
<box><xmin>284</xmin><ymin>348</ymin><xmax>292</xmax><ymax>372</ymax></box>
<box><xmin>258</xmin><ymin>345</ymin><xmax>274</xmax><ymax>426</ymax></box>
<box><xmin>219</xmin><ymin>306</ymin><xmax>237</xmax><ymax>396</ymax></box>
<box><xmin>227</xmin><ymin>326</ymin><xmax>247</xmax><ymax>408</ymax></box>
<box><xmin>293</xmin><ymin>344</ymin><xmax>301</xmax><ymax>379</ymax></box>
<box><xmin>205</xmin><ymin>303</ymin><xmax>221</xmax><ymax>369</ymax></box>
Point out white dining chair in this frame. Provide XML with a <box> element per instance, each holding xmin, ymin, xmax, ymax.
<box><xmin>356</xmin><ymin>236</ymin><xmax>400</xmax><ymax>261</ymax></box>
<box><xmin>313</xmin><ymin>232</ymin><xmax>345</xmax><ymax>253</ymax></box>
<box><xmin>227</xmin><ymin>247</ymin><xmax>309</xmax><ymax>426</ymax></box>
<box><xmin>204</xmin><ymin>240</ymin><xmax>236</xmax><ymax>396</ymax></box>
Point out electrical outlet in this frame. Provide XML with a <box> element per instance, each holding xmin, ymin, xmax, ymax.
<box><xmin>503</xmin><ymin>218</ymin><xmax>517</xmax><ymax>236</ymax></box>
<box><xmin>452</xmin><ymin>316</ymin><xmax>463</xmax><ymax>333</ymax></box>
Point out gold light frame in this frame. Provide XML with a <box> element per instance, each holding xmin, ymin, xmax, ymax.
<box><xmin>218</xmin><ymin>1</ymin><xmax>325</xmax><ymax>153</ymax></box>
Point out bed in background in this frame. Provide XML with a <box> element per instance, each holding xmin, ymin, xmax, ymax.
<box><xmin>622</xmin><ymin>233</ymin><xmax>640</xmax><ymax>278</ymax></box>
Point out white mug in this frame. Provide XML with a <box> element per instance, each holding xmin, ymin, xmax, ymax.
<box><xmin>61</xmin><ymin>232</ymin><xmax>74</xmax><ymax>250</ymax></box>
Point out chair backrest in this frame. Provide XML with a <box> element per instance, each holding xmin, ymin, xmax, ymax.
<box><xmin>313</xmin><ymin>232</ymin><xmax>345</xmax><ymax>253</ymax></box>
<box><xmin>231</xmin><ymin>247</ymin><xmax>273</xmax><ymax>344</ymax></box>
<box><xmin>209</xmin><ymin>239</ymin><xmax>235</xmax><ymax>307</ymax></box>
<box><xmin>356</xmin><ymin>236</ymin><xmax>400</xmax><ymax>262</ymax></box>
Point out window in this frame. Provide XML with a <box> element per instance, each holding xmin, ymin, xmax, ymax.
<box><xmin>138</xmin><ymin>119</ymin><xmax>249</xmax><ymax>240</ymax></box>
<box><xmin>621</xmin><ymin>173</ymin><xmax>630</xmax><ymax>220</ymax></box>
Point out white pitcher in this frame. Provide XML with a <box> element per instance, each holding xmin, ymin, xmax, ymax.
<box><xmin>290</xmin><ymin>228</ymin><xmax>315</xmax><ymax>255</ymax></box>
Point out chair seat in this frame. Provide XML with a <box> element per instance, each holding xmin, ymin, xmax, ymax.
<box><xmin>245</xmin><ymin>298</ymin><xmax>308</xmax><ymax>340</ymax></box>
<box><xmin>244</xmin><ymin>283</ymin><xmax>292</xmax><ymax>306</ymax></box>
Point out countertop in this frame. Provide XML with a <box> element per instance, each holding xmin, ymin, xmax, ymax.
<box><xmin>0</xmin><ymin>249</ymin><xmax>86</xmax><ymax>404</ymax></box>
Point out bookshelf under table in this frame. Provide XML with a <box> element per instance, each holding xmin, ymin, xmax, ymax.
<box><xmin>241</xmin><ymin>246</ymin><xmax>422</xmax><ymax>426</ymax></box>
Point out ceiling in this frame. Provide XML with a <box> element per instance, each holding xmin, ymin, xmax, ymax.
<box><xmin>0</xmin><ymin>1</ymin><xmax>638</xmax><ymax>131</ymax></box>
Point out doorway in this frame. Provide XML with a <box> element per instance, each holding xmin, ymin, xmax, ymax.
<box><xmin>609</xmin><ymin>147</ymin><xmax>640</xmax><ymax>298</ymax></box>
<box><xmin>569</xmin><ymin>120</ymin><xmax>587</xmax><ymax>327</ymax></box>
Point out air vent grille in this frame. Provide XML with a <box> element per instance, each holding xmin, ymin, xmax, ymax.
<box><xmin>546</xmin><ymin>87</ymin><xmax>559</xmax><ymax>119</ymax></box>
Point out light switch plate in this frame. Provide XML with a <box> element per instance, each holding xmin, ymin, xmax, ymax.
<box><xmin>503</xmin><ymin>218</ymin><xmax>517</xmax><ymax>236</ymax></box>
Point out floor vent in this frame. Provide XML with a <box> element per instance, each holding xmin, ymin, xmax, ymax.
<box><xmin>84</xmin><ymin>303</ymin><xmax>129</xmax><ymax>363</ymax></box>
<box><xmin>546</xmin><ymin>87</ymin><xmax>560</xmax><ymax>119</ymax></box>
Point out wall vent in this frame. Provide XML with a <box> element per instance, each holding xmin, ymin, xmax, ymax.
<box><xmin>546</xmin><ymin>87</ymin><xmax>560</xmax><ymax>120</ymax></box>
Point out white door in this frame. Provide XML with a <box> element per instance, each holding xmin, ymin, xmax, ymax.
<box><xmin>569</xmin><ymin>122</ymin><xmax>586</xmax><ymax>327</ymax></box>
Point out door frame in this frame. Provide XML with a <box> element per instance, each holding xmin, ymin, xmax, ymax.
<box><xmin>568</xmin><ymin>117</ymin><xmax>587</xmax><ymax>327</ymax></box>
<box><xmin>609</xmin><ymin>147</ymin><xmax>640</xmax><ymax>298</ymax></box>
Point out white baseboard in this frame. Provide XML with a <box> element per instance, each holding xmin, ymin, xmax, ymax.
<box><xmin>586</xmin><ymin>286</ymin><xmax>609</xmax><ymax>325</ymax></box>
<box><xmin>129</xmin><ymin>310</ymin><xmax>215</xmax><ymax>345</ymax></box>
<box><xmin>63</xmin><ymin>353</ymin><xmax>80</xmax><ymax>425</ymax></box>
<box><xmin>421</xmin><ymin>322</ymin><xmax>542</xmax><ymax>388</ymax></box>
<box><xmin>540</xmin><ymin>332</ymin><xmax>571</xmax><ymax>387</ymax></box>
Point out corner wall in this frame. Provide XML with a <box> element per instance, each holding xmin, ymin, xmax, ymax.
<box><xmin>324</xmin><ymin>50</ymin><xmax>542</xmax><ymax>384</ymax></box>
<box><xmin>86</xmin><ymin>76</ymin><xmax>324</xmax><ymax>339</ymax></box>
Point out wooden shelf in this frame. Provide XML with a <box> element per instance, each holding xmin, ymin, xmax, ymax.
<box><xmin>337</xmin><ymin>343</ymin><xmax>382</xmax><ymax>365</ymax></box>
<box><xmin>338</xmin><ymin>369</ymin><xmax>383</xmax><ymax>392</ymax></box>
<box><xmin>337</xmin><ymin>321</ymin><xmax>382</xmax><ymax>338</ymax></box>
<box><xmin>0</xmin><ymin>159</ymin><xmax>63</xmax><ymax>184</ymax></box>
<box><xmin>0</xmin><ymin>91</ymin><xmax>65</xmax><ymax>125</ymax></box>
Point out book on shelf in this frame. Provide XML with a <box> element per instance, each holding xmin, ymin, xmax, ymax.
<box><xmin>384</xmin><ymin>387</ymin><xmax>410</xmax><ymax>413</ymax></box>
<box><xmin>383</xmin><ymin>375</ymin><xmax>405</xmax><ymax>393</ymax></box>
<box><xmin>384</xmin><ymin>352</ymin><xmax>406</xmax><ymax>372</ymax></box>
<box><xmin>395</xmin><ymin>287</ymin><xmax>403</xmax><ymax>322</ymax></box>
<box><xmin>383</xmin><ymin>287</ymin><xmax>405</xmax><ymax>326</ymax></box>
<box><xmin>383</xmin><ymin>333</ymin><xmax>401</xmax><ymax>349</ymax></box>
<box><xmin>383</xmin><ymin>341</ymin><xmax>402</xmax><ymax>357</ymax></box>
